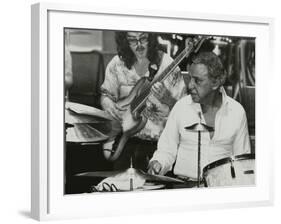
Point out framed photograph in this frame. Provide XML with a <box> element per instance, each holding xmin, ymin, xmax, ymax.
<box><xmin>31</xmin><ymin>2</ymin><xmax>274</xmax><ymax>221</ymax></box>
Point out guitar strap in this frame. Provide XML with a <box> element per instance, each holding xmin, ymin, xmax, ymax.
<box><xmin>147</xmin><ymin>50</ymin><xmax>163</xmax><ymax>81</ymax></box>
<box><xmin>147</xmin><ymin>63</ymin><xmax>158</xmax><ymax>81</ymax></box>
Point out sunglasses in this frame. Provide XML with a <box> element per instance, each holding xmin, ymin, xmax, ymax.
<box><xmin>127</xmin><ymin>35</ymin><xmax>149</xmax><ymax>46</ymax></box>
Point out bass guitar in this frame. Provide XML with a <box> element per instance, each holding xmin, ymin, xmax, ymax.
<box><xmin>103</xmin><ymin>36</ymin><xmax>206</xmax><ymax>161</ymax></box>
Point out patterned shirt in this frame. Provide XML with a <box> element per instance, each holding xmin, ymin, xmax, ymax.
<box><xmin>100</xmin><ymin>53</ymin><xmax>186</xmax><ymax>141</ymax></box>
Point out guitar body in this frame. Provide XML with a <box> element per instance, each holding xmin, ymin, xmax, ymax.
<box><xmin>103</xmin><ymin>77</ymin><xmax>150</xmax><ymax>161</ymax></box>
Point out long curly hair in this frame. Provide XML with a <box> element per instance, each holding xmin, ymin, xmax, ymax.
<box><xmin>115</xmin><ymin>31</ymin><xmax>161</xmax><ymax>69</ymax></box>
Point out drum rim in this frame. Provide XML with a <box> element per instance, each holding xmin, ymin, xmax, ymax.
<box><xmin>203</xmin><ymin>153</ymin><xmax>255</xmax><ymax>174</ymax></box>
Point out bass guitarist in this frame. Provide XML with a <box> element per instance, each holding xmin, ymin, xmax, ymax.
<box><xmin>100</xmin><ymin>31</ymin><xmax>186</xmax><ymax>171</ymax></box>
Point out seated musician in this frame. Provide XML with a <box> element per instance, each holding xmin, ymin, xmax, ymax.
<box><xmin>148</xmin><ymin>52</ymin><xmax>251</xmax><ymax>180</ymax></box>
<box><xmin>100</xmin><ymin>31</ymin><xmax>186</xmax><ymax>171</ymax></box>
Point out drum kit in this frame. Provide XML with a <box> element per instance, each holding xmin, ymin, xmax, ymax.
<box><xmin>65</xmin><ymin>102</ymin><xmax>255</xmax><ymax>192</ymax></box>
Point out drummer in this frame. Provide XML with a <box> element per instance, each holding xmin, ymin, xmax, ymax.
<box><xmin>148</xmin><ymin>52</ymin><xmax>251</xmax><ymax>180</ymax></box>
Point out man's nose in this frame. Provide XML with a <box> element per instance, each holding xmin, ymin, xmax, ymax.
<box><xmin>136</xmin><ymin>40</ymin><xmax>142</xmax><ymax>46</ymax></box>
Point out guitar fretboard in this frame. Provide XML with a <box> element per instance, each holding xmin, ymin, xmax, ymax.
<box><xmin>131</xmin><ymin>37</ymin><xmax>203</xmax><ymax>113</ymax></box>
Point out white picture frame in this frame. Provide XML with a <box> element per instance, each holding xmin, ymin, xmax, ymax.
<box><xmin>31</xmin><ymin>2</ymin><xmax>274</xmax><ymax>221</ymax></box>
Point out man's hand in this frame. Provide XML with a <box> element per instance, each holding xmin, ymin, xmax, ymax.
<box><xmin>147</xmin><ymin>160</ymin><xmax>163</xmax><ymax>175</ymax></box>
<box><xmin>151</xmin><ymin>82</ymin><xmax>176</xmax><ymax>108</ymax></box>
<box><xmin>101</xmin><ymin>97</ymin><xmax>125</xmax><ymax>121</ymax></box>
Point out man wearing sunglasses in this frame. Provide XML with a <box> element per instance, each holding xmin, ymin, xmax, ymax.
<box><xmin>100</xmin><ymin>31</ymin><xmax>185</xmax><ymax>171</ymax></box>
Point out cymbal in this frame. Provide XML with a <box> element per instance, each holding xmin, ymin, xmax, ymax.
<box><xmin>185</xmin><ymin>123</ymin><xmax>214</xmax><ymax>132</ymax></box>
<box><xmin>65</xmin><ymin>109</ymin><xmax>109</xmax><ymax>124</ymax></box>
<box><xmin>66</xmin><ymin>123</ymin><xmax>109</xmax><ymax>143</ymax></box>
<box><xmin>76</xmin><ymin>168</ymin><xmax>185</xmax><ymax>184</ymax></box>
<box><xmin>76</xmin><ymin>170</ymin><xmax>122</xmax><ymax>178</ymax></box>
<box><xmin>65</xmin><ymin>102</ymin><xmax>113</xmax><ymax>122</ymax></box>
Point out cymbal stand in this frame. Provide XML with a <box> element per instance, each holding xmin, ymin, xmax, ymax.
<box><xmin>129</xmin><ymin>157</ymin><xmax>134</xmax><ymax>191</ymax></box>
<box><xmin>185</xmin><ymin>112</ymin><xmax>214</xmax><ymax>187</ymax></box>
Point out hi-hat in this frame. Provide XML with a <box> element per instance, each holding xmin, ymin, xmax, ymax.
<box><xmin>185</xmin><ymin>112</ymin><xmax>214</xmax><ymax>132</ymax></box>
<box><xmin>185</xmin><ymin>123</ymin><xmax>214</xmax><ymax>132</ymax></box>
<box><xmin>65</xmin><ymin>102</ymin><xmax>113</xmax><ymax>124</ymax></box>
<box><xmin>184</xmin><ymin>112</ymin><xmax>214</xmax><ymax>188</ymax></box>
<box><xmin>76</xmin><ymin>168</ymin><xmax>185</xmax><ymax>184</ymax></box>
<box><xmin>66</xmin><ymin>123</ymin><xmax>109</xmax><ymax>143</ymax></box>
<box><xmin>65</xmin><ymin>109</ymin><xmax>107</xmax><ymax>124</ymax></box>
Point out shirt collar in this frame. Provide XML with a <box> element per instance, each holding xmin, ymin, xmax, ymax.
<box><xmin>220</xmin><ymin>86</ymin><xmax>230</xmax><ymax>106</ymax></box>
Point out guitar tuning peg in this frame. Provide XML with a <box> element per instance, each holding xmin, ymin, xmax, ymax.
<box><xmin>194</xmin><ymin>36</ymin><xmax>206</xmax><ymax>53</ymax></box>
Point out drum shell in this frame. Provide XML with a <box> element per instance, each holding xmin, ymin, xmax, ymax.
<box><xmin>203</xmin><ymin>154</ymin><xmax>255</xmax><ymax>187</ymax></box>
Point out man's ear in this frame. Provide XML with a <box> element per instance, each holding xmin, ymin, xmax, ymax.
<box><xmin>212</xmin><ymin>76</ymin><xmax>226</xmax><ymax>90</ymax></box>
<box><xmin>211</xmin><ymin>79</ymin><xmax>221</xmax><ymax>90</ymax></box>
<box><xmin>220</xmin><ymin>75</ymin><xmax>226</xmax><ymax>86</ymax></box>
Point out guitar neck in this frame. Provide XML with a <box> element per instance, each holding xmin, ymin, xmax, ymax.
<box><xmin>151</xmin><ymin>47</ymin><xmax>190</xmax><ymax>85</ymax></box>
<box><xmin>131</xmin><ymin>39</ymin><xmax>199</xmax><ymax>113</ymax></box>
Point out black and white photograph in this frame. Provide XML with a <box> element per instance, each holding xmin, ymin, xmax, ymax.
<box><xmin>27</xmin><ymin>0</ymin><xmax>278</xmax><ymax>222</ymax></box>
<box><xmin>64</xmin><ymin>28</ymin><xmax>256</xmax><ymax>194</ymax></box>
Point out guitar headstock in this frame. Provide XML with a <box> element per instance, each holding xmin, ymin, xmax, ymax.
<box><xmin>194</xmin><ymin>36</ymin><xmax>207</xmax><ymax>53</ymax></box>
<box><xmin>185</xmin><ymin>36</ymin><xmax>208</xmax><ymax>54</ymax></box>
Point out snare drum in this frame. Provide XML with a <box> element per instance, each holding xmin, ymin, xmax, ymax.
<box><xmin>203</xmin><ymin>154</ymin><xmax>255</xmax><ymax>187</ymax></box>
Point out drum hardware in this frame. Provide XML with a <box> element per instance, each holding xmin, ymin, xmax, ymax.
<box><xmin>185</xmin><ymin>112</ymin><xmax>214</xmax><ymax>188</ymax></box>
<box><xmin>129</xmin><ymin>158</ymin><xmax>134</xmax><ymax>191</ymax></box>
<box><xmin>230</xmin><ymin>158</ymin><xmax>236</xmax><ymax>178</ymax></box>
<box><xmin>244</xmin><ymin>170</ymin><xmax>254</xmax><ymax>174</ymax></box>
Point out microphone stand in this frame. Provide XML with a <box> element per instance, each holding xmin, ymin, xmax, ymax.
<box><xmin>185</xmin><ymin>112</ymin><xmax>214</xmax><ymax>187</ymax></box>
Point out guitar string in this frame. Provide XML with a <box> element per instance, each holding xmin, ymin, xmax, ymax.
<box><xmin>130</xmin><ymin>63</ymin><xmax>174</xmax><ymax>112</ymax></box>
<box><xmin>130</xmin><ymin>44</ymin><xmax>194</xmax><ymax>113</ymax></box>
<box><xmin>131</xmin><ymin>49</ymin><xmax>189</xmax><ymax>112</ymax></box>
<box><xmin>131</xmin><ymin>36</ymin><xmax>206</xmax><ymax>112</ymax></box>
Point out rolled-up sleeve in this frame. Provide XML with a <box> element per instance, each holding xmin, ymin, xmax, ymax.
<box><xmin>150</xmin><ymin>105</ymin><xmax>180</xmax><ymax>173</ymax></box>
<box><xmin>100</xmin><ymin>58</ymin><xmax>119</xmax><ymax>101</ymax></box>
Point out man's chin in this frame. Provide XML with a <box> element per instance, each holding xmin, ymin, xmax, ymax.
<box><xmin>136</xmin><ymin>51</ymin><xmax>145</xmax><ymax>58</ymax></box>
